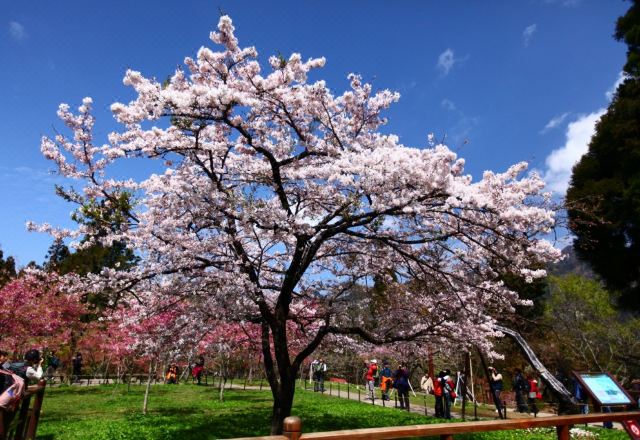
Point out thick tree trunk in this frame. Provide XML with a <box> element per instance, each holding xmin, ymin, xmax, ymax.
<box><xmin>269</xmin><ymin>371</ymin><xmax>296</xmax><ymax>435</ymax></box>
<box><xmin>260</xmin><ymin>319</ymin><xmax>304</xmax><ymax>435</ymax></box>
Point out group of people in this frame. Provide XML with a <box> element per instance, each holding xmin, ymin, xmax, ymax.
<box><xmin>0</xmin><ymin>349</ymin><xmax>50</xmax><ymax>412</ymax></box>
<box><xmin>310</xmin><ymin>358</ymin><xmax>327</xmax><ymax>392</ymax></box>
<box><xmin>488</xmin><ymin>366</ymin><xmax>541</xmax><ymax>417</ymax></box>
<box><xmin>365</xmin><ymin>360</ymin><xmax>412</xmax><ymax>411</ymax></box>
<box><xmin>165</xmin><ymin>355</ymin><xmax>206</xmax><ymax>385</ymax></box>
<box><xmin>420</xmin><ymin>369</ymin><xmax>457</xmax><ymax>419</ymax></box>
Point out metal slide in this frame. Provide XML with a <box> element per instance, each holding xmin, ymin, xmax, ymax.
<box><xmin>494</xmin><ymin>324</ymin><xmax>580</xmax><ymax>413</ymax></box>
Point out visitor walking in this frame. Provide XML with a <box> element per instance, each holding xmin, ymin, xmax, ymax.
<box><xmin>434</xmin><ymin>370</ymin><xmax>444</xmax><ymax>418</ymax></box>
<box><xmin>440</xmin><ymin>369</ymin><xmax>456</xmax><ymax>419</ymax></box>
<box><xmin>193</xmin><ymin>355</ymin><xmax>205</xmax><ymax>385</ymax></box>
<box><xmin>72</xmin><ymin>352</ymin><xmax>83</xmax><ymax>382</ymax></box>
<box><xmin>488</xmin><ymin>366</ymin><xmax>504</xmax><ymax>416</ymax></box>
<box><xmin>365</xmin><ymin>359</ymin><xmax>378</xmax><ymax>401</ymax></box>
<box><xmin>513</xmin><ymin>368</ymin><xmax>530</xmax><ymax>413</ymax></box>
<box><xmin>314</xmin><ymin>358</ymin><xmax>327</xmax><ymax>392</ymax></box>
<box><xmin>310</xmin><ymin>359</ymin><xmax>318</xmax><ymax>388</ymax></box>
<box><xmin>420</xmin><ymin>372</ymin><xmax>434</xmax><ymax>395</ymax></box>
<box><xmin>393</xmin><ymin>364</ymin><xmax>411</xmax><ymax>411</ymax></box>
<box><xmin>527</xmin><ymin>374</ymin><xmax>540</xmax><ymax>417</ymax></box>
<box><xmin>379</xmin><ymin>362</ymin><xmax>393</xmax><ymax>401</ymax></box>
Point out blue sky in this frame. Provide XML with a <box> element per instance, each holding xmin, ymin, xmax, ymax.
<box><xmin>0</xmin><ymin>0</ymin><xmax>629</xmax><ymax>266</ymax></box>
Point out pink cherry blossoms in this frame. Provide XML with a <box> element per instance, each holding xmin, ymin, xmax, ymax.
<box><xmin>0</xmin><ymin>273</ymin><xmax>86</xmax><ymax>353</ymax></box>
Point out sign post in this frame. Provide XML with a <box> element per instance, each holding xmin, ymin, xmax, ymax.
<box><xmin>573</xmin><ymin>372</ymin><xmax>639</xmax><ymax>438</ymax></box>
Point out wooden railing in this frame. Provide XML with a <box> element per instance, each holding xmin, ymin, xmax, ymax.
<box><xmin>0</xmin><ymin>380</ymin><xmax>47</xmax><ymax>440</ymax></box>
<box><xmin>225</xmin><ymin>411</ymin><xmax>640</xmax><ymax>440</ymax></box>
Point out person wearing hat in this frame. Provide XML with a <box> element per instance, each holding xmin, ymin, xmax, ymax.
<box><xmin>366</xmin><ymin>359</ymin><xmax>378</xmax><ymax>401</ymax></box>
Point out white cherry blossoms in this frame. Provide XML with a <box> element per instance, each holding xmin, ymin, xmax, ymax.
<box><xmin>38</xmin><ymin>15</ymin><xmax>561</xmax><ymax>361</ymax></box>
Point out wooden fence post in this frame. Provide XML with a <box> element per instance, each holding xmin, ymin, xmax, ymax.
<box><xmin>283</xmin><ymin>416</ymin><xmax>302</xmax><ymax>440</ymax></box>
<box><xmin>556</xmin><ymin>424</ymin><xmax>570</xmax><ymax>440</ymax></box>
<box><xmin>25</xmin><ymin>381</ymin><xmax>46</xmax><ymax>439</ymax></box>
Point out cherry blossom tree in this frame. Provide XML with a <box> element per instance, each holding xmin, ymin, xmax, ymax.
<box><xmin>0</xmin><ymin>273</ymin><xmax>85</xmax><ymax>354</ymax></box>
<box><xmin>36</xmin><ymin>16</ymin><xmax>560</xmax><ymax>433</ymax></box>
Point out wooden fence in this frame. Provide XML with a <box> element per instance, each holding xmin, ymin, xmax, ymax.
<box><xmin>0</xmin><ymin>380</ymin><xmax>47</xmax><ymax>440</ymax></box>
<box><xmin>225</xmin><ymin>412</ymin><xmax>640</xmax><ymax>440</ymax></box>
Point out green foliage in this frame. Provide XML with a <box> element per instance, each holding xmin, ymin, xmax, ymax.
<box><xmin>45</xmin><ymin>191</ymin><xmax>139</xmax><ymax>312</ymax></box>
<box><xmin>566</xmin><ymin>0</ymin><xmax>640</xmax><ymax>310</ymax></box>
<box><xmin>615</xmin><ymin>0</ymin><xmax>640</xmax><ymax>78</ymax></box>
<box><xmin>0</xmin><ymin>248</ymin><xmax>17</xmax><ymax>288</ymax></box>
<box><xmin>501</xmin><ymin>270</ymin><xmax>547</xmax><ymax>326</ymax></box>
<box><xmin>36</xmin><ymin>385</ymin><xmax>628</xmax><ymax>440</ymax></box>
<box><xmin>542</xmin><ymin>275</ymin><xmax>640</xmax><ymax>378</ymax></box>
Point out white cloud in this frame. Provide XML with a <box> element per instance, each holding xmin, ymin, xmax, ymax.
<box><xmin>436</xmin><ymin>49</ymin><xmax>466</xmax><ymax>76</ymax></box>
<box><xmin>543</xmin><ymin>110</ymin><xmax>605</xmax><ymax>194</ymax></box>
<box><xmin>441</xmin><ymin>99</ymin><xmax>456</xmax><ymax>111</ymax></box>
<box><xmin>523</xmin><ymin>24</ymin><xmax>537</xmax><ymax>47</ymax></box>
<box><xmin>437</xmin><ymin>49</ymin><xmax>455</xmax><ymax>75</ymax></box>
<box><xmin>540</xmin><ymin>112</ymin><xmax>570</xmax><ymax>133</ymax></box>
<box><xmin>605</xmin><ymin>72</ymin><xmax>627</xmax><ymax>100</ymax></box>
<box><xmin>542</xmin><ymin>75</ymin><xmax>626</xmax><ymax>194</ymax></box>
<box><xmin>8</xmin><ymin>21</ymin><xmax>27</xmax><ymax>41</ymax></box>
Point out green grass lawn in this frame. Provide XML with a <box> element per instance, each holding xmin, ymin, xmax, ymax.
<box><xmin>36</xmin><ymin>384</ymin><xmax>629</xmax><ymax>440</ymax></box>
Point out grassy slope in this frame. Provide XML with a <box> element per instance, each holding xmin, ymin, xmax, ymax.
<box><xmin>36</xmin><ymin>384</ymin><xmax>628</xmax><ymax>440</ymax></box>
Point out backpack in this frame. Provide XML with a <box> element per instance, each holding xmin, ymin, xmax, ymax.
<box><xmin>7</xmin><ymin>362</ymin><xmax>28</xmax><ymax>381</ymax></box>
<box><xmin>0</xmin><ymin>369</ymin><xmax>25</xmax><ymax>411</ymax></box>
<box><xmin>516</xmin><ymin>375</ymin><xmax>530</xmax><ymax>392</ymax></box>
<box><xmin>49</xmin><ymin>356</ymin><xmax>60</xmax><ymax>369</ymax></box>
<box><xmin>313</xmin><ymin>362</ymin><xmax>323</xmax><ymax>373</ymax></box>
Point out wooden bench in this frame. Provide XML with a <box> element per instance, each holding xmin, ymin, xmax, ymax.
<box><xmin>225</xmin><ymin>411</ymin><xmax>640</xmax><ymax>440</ymax></box>
<box><xmin>0</xmin><ymin>380</ymin><xmax>46</xmax><ymax>440</ymax></box>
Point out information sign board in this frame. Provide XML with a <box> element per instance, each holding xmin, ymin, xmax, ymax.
<box><xmin>573</xmin><ymin>372</ymin><xmax>634</xmax><ymax>406</ymax></box>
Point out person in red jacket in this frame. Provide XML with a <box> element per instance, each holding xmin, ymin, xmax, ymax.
<box><xmin>441</xmin><ymin>369</ymin><xmax>456</xmax><ymax>419</ymax></box>
<box><xmin>433</xmin><ymin>371</ymin><xmax>444</xmax><ymax>417</ymax></box>
<box><xmin>527</xmin><ymin>375</ymin><xmax>540</xmax><ymax>417</ymax></box>
<box><xmin>365</xmin><ymin>359</ymin><xmax>378</xmax><ymax>401</ymax></box>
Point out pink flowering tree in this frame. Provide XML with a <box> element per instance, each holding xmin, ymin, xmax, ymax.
<box><xmin>37</xmin><ymin>16</ymin><xmax>560</xmax><ymax>433</ymax></box>
<box><xmin>0</xmin><ymin>273</ymin><xmax>86</xmax><ymax>355</ymax></box>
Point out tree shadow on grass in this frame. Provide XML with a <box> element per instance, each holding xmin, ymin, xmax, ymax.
<box><xmin>138</xmin><ymin>407</ymin><xmax>273</xmax><ymax>439</ymax></box>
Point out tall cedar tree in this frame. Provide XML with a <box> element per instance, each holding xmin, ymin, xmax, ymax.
<box><xmin>45</xmin><ymin>191</ymin><xmax>138</xmax><ymax>311</ymax></box>
<box><xmin>0</xmin><ymin>249</ymin><xmax>17</xmax><ymax>288</ymax></box>
<box><xmin>567</xmin><ymin>0</ymin><xmax>640</xmax><ymax>310</ymax></box>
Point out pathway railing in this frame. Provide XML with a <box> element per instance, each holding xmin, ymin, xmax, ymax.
<box><xmin>226</xmin><ymin>411</ymin><xmax>640</xmax><ymax>440</ymax></box>
<box><xmin>0</xmin><ymin>380</ymin><xmax>47</xmax><ymax>440</ymax></box>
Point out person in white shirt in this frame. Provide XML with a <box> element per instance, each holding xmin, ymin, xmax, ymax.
<box><xmin>420</xmin><ymin>373</ymin><xmax>434</xmax><ymax>394</ymax></box>
<box><xmin>24</xmin><ymin>349</ymin><xmax>44</xmax><ymax>383</ymax></box>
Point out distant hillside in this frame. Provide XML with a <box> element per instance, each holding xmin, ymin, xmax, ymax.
<box><xmin>548</xmin><ymin>245</ymin><xmax>596</xmax><ymax>279</ymax></box>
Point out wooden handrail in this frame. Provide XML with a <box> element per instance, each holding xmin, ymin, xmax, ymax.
<box><xmin>0</xmin><ymin>380</ymin><xmax>47</xmax><ymax>440</ymax></box>
<box><xmin>224</xmin><ymin>411</ymin><xmax>640</xmax><ymax>440</ymax></box>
